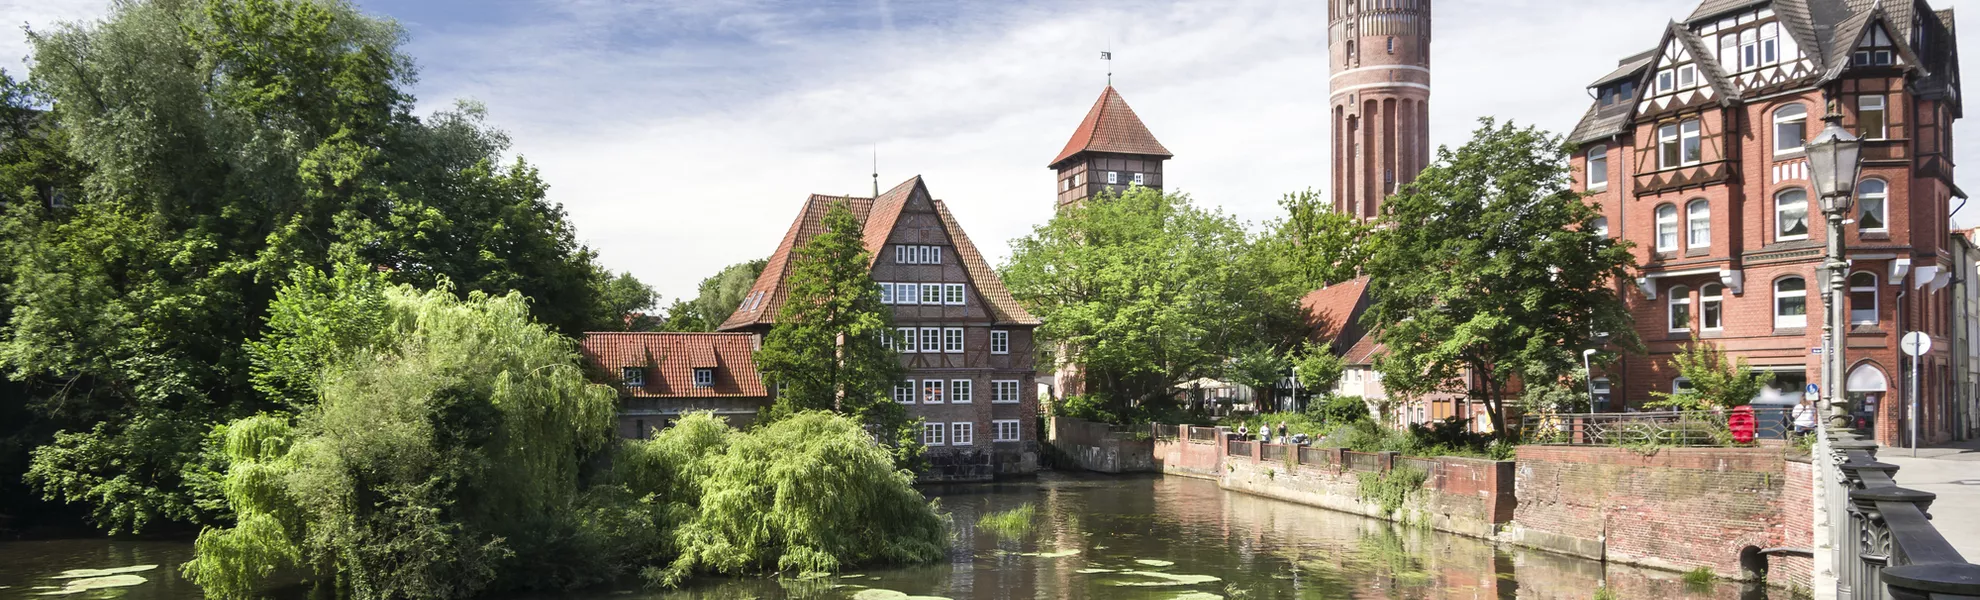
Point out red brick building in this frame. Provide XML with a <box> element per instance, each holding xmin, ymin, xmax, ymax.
<box><xmin>719</xmin><ymin>176</ymin><xmax>1043</xmax><ymax>478</ymax></box>
<box><xmin>1330</xmin><ymin>0</ymin><xmax>1431</xmax><ymax>221</ymax></box>
<box><xmin>1567</xmin><ymin>0</ymin><xmax>1964</xmax><ymax>445</ymax></box>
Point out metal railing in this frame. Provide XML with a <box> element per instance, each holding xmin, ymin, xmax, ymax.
<box><xmin>1822</xmin><ymin>430</ymin><xmax>1980</xmax><ymax>599</ymax></box>
<box><xmin>1229</xmin><ymin>440</ymin><xmax>1253</xmax><ymax>458</ymax></box>
<box><xmin>1344</xmin><ymin>450</ymin><xmax>1384</xmax><ymax>472</ymax></box>
<box><xmin>1520</xmin><ymin>407</ymin><xmax>1796</xmax><ymax>446</ymax></box>
<box><xmin>1297</xmin><ymin>445</ymin><xmax>1335</xmax><ymax>468</ymax></box>
<box><xmin>1260</xmin><ymin>443</ymin><xmax>1286</xmax><ymax>461</ymax></box>
<box><xmin>1186</xmin><ymin>426</ymin><xmax>1219</xmax><ymax>444</ymax></box>
<box><xmin>1151</xmin><ymin>423</ymin><xmax>1180</xmax><ymax>441</ymax></box>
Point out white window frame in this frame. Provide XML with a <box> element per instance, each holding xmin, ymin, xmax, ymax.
<box><xmin>621</xmin><ymin>367</ymin><xmax>644</xmax><ymax>387</ymax></box>
<box><xmin>992</xmin><ymin>380</ymin><xmax>1021</xmax><ymax>404</ymax></box>
<box><xmin>929</xmin><ymin>246</ymin><xmax>942</xmax><ymax>264</ymax></box>
<box><xmin>1668</xmin><ymin>285</ymin><xmax>1692</xmax><ymax>333</ymax></box>
<box><xmin>1659</xmin><ymin>123</ymin><xmax>1681</xmax><ymax>169</ymax></box>
<box><xmin>990</xmin><ymin>330</ymin><xmax>1010</xmax><ymax>354</ymax></box>
<box><xmin>1850</xmin><ymin>272</ymin><xmax>1880</xmax><ymax>325</ymax></box>
<box><xmin>920</xmin><ymin>284</ymin><xmax>942</xmax><ymax>305</ymax></box>
<box><xmin>1107</xmin><ymin>171</ymin><xmax>1119</xmax><ymax>184</ymax></box>
<box><xmin>1700</xmin><ymin>284</ymin><xmax>1724</xmax><ymax>331</ymax></box>
<box><xmin>1655</xmin><ymin>204</ymin><xmax>1679</xmax><ymax>251</ymax></box>
<box><xmin>943</xmin><ymin>283</ymin><xmax>965</xmax><ymax>305</ymax></box>
<box><xmin>894</xmin><ymin>380</ymin><xmax>916</xmax><ymax>404</ymax></box>
<box><xmin>897</xmin><ymin>328</ymin><xmax>917</xmax><ymax>353</ymax></box>
<box><xmin>951</xmin><ymin>422</ymin><xmax>974</xmax><ymax>446</ymax></box>
<box><xmin>1858</xmin><ymin>95</ymin><xmax>1887</xmax><ymax>140</ymax></box>
<box><xmin>1686</xmin><ymin>199</ymin><xmax>1711</xmax><ymax>248</ymax></box>
<box><xmin>1740</xmin><ymin>28</ymin><xmax>1759</xmax><ymax>70</ymax></box>
<box><xmin>1776</xmin><ymin>188</ymin><xmax>1810</xmax><ymax>241</ymax></box>
<box><xmin>923</xmin><ymin>422</ymin><xmax>946</xmax><ymax>446</ymax></box>
<box><xmin>922</xmin><ymin>379</ymin><xmax>945</xmax><ymax>404</ymax></box>
<box><xmin>1679</xmin><ymin>119</ymin><xmax>1701</xmax><ymax>165</ymax></box>
<box><xmin>1773</xmin><ymin>104</ymin><xmax>1807</xmax><ymax>156</ymax></box>
<box><xmin>1132</xmin><ymin>172</ymin><xmax>1146</xmax><ymax>185</ymax></box>
<box><xmin>1586</xmin><ymin>144</ymin><xmax>1608</xmax><ymax>190</ymax></box>
<box><xmin>879</xmin><ymin>282</ymin><xmax>895</xmax><ymax>304</ymax></box>
<box><xmin>943</xmin><ymin>327</ymin><xmax>964</xmax><ymax>353</ymax></box>
<box><xmin>1775</xmin><ymin>277</ymin><xmax>1808</xmax><ymax>329</ymax></box>
<box><xmin>951</xmin><ymin>379</ymin><xmax>973</xmax><ymax>403</ymax></box>
<box><xmin>993</xmin><ymin>419</ymin><xmax>1021</xmax><ymax>442</ymax></box>
<box><xmin>693</xmin><ymin>368</ymin><xmax>714</xmax><ymax>387</ymax></box>
<box><xmin>919</xmin><ymin>327</ymin><xmax>941</xmax><ymax>353</ymax></box>
<box><xmin>915</xmin><ymin>245</ymin><xmax>930</xmax><ymax>264</ymax></box>
<box><xmin>896</xmin><ymin>245</ymin><xmax>912</xmax><ymax>264</ymax></box>
<box><xmin>881</xmin><ymin>329</ymin><xmax>894</xmax><ymax>351</ymax></box>
<box><xmin>1657</xmin><ymin>69</ymin><xmax>1675</xmax><ymax>93</ymax></box>
<box><xmin>1591</xmin><ymin>217</ymin><xmax>1609</xmax><ymax>238</ymax></box>
<box><xmin>1857</xmin><ymin>178</ymin><xmax>1888</xmax><ymax>232</ymax></box>
<box><xmin>1676</xmin><ymin>64</ymin><xmax>1697</xmax><ymax>89</ymax></box>
<box><xmin>1759</xmin><ymin>22</ymin><xmax>1779</xmax><ymax>65</ymax></box>
<box><xmin>900</xmin><ymin>283</ymin><xmax>921</xmax><ymax>305</ymax></box>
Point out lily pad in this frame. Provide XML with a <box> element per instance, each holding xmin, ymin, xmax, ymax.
<box><xmin>52</xmin><ymin>565</ymin><xmax>158</xmax><ymax>579</ymax></box>
<box><xmin>37</xmin><ymin>574</ymin><xmax>147</xmax><ymax>595</ymax></box>
<box><xmin>1018</xmin><ymin>549</ymin><xmax>1080</xmax><ymax>558</ymax></box>
<box><xmin>1134</xmin><ymin>559</ymin><xmax>1175</xmax><ymax>567</ymax></box>
<box><xmin>1109</xmin><ymin>571</ymin><xmax>1222</xmax><ymax>587</ymax></box>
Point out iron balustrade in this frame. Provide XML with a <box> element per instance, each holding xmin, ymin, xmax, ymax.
<box><xmin>1520</xmin><ymin>407</ymin><xmax>1797</xmax><ymax>446</ymax></box>
<box><xmin>1822</xmin><ymin>431</ymin><xmax>1980</xmax><ymax>599</ymax></box>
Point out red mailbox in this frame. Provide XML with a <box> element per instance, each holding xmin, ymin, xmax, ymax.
<box><xmin>1728</xmin><ymin>405</ymin><xmax>1756</xmax><ymax>444</ymax></box>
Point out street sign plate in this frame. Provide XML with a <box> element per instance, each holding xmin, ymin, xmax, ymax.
<box><xmin>1901</xmin><ymin>331</ymin><xmax>1932</xmax><ymax>356</ymax></box>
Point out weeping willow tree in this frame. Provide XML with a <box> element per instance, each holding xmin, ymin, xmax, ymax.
<box><xmin>182</xmin><ymin>283</ymin><xmax>620</xmax><ymax>600</ymax></box>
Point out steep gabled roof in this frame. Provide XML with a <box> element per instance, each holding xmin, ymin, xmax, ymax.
<box><xmin>1820</xmin><ymin>7</ymin><xmax>1929</xmax><ymax>81</ymax></box>
<box><xmin>718</xmin><ymin>176</ymin><xmax>1041</xmax><ymax>331</ymax></box>
<box><xmin>1049</xmin><ymin>86</ymin><xmax>1172</xmax><ymax>168</ymax></box>
<box><xmin>1672</xmin><ymin>22</ymin><xmax>1742</xmax><ymax>102</ymax></box>
<box><xmin>578</xmin><ymin>332</ymin><xmax>767</xmax><ymax>398</ymax></box>
<box><xmin>1300</xmin><ymin>277</ymin><xmax>1371</xmax><ymax>349</ymax></box>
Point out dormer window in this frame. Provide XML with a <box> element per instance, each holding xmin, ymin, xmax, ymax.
<box><xmin>693</xmin><ymin>368</ymin><xmax>714</xmax><ymax>387</ymax></box>
<box><xmin>621</xmin><ymin>367</ymin><xmax>645</xmax><ymax>387</ymax></box>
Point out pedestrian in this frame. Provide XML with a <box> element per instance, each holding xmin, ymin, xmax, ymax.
<box><xmin>1792</xmin><ymin>398</ymin><xmax>1818</xmax><ymax>436</ymax></box>
<box><xmin>1277</xmin><ymin>421</ymin><xmax>1288</xmax><ymax>443</ymax></box>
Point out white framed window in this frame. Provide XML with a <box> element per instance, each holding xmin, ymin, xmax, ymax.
<box><xmin>1760</xmin><ymin>23</ymin><xmax>1779</xmax><ymax>64</ymax></box>
<box><xmin>881</xmin><ymin>330</ymin><xmax>894</xmax><ymax>351</ymax></box>
<box><xmin>1668</xmin><ymin>285</ymin><xmax>1692</xmax><ymax>332</ymax></box>
<box><xmin>1586</xmin><ymin>144</ymin><xmax>1608</xmax><ymax>190</ymax></box>
<box><xmin>1073</xmin><ymin>172</ymin><xmax>1083</xmax><ymax>186</ymax></box>
<box><xmin>992</xmin><ymin>380</ymin><xmax>1021</xmax><ymax>404</ymax></box>
<box><xmin>621</xmin><ymin>367</ymin><xmax>644</xmax><ymax>387</ymax></box>
<box><xmin>1658</xmin><ymin>122</ymin><xmax>1682</xmax><ymax>168</ymax></box>
<box><xmin>693</xmin><ymin>368</ymin><xmax>714</xmax><ymax>387</ymax></box>
<box><xmin>1062</xmin><ymin>178</ymin><xmax>1071</xmax><ymax>192</ymax></box>
<box><xmin>879</xmin><ymin>282</ymin><xmax>895</xmax><ymax>304</ymax></box>
<box><xmin>897</xmin><ymin>283</ymin><xmax>918</xmax><ymax>305</ymax></box>
<box><xmin>990</xmin><ymin>330</ymin><xmax>1010</xmax><ymax>354</ymax></box>
<box><xmin>1107</xmin><ymin>171</ymin><xmax>1119</xmax><ymax>184</ymax></box>
<box><xmin>920</xmin><ymin>284</ymin><xmax>942</xmax><ymax>305</ymax></box>
<box><xmin>943</xmin><ymin>327</ymin><xmax>964</xmax><ymax>353</ymax></box>
<box><xmin>1657</xmin><ymin>69</ymin><xmax>1675</xmax><ymax>92</ymax></box>
<box><xmin>1686</xmin><ymin>199</ymin><xmax>1710</xmax><ymax>248</ymax></box>
<box><xmin>1132</xmin><ymin>172</ymin><xmax>1146</xmax><ymax>185</ymax></box>
<box><xmin>1857</xmin><ymin>178</ymin><xmax>1887</xmax><ymax>232</ymax></box>
<box><xmin>951</xmin><ymin>379</ymin><xmax>973</xmax><ymax>403</ymax></box>
<box><xmin>915</xmin><ymin>245</ymin><xmax>931</xmax><ymax>264</ymax></box>
<box><xmin>1776</xmin><ymin>188</ymin><xmax>1809</xmax><ymax>241</ymax></box>
<box><xmin>1674</xmin><ymin>377</ymin><xmax>1696</xmax><ymax>395</ymax></box>
<box><xmin>894</xmin><ymin>380</ymin><xmax>916</xmax><ymax>404</ymax></box>
<box><xmin>1859</xmin><ymin>95</ymin><xmax>1887</xmax><ymax>139</ymax></box>
<box><xmin>993</xmin><ymin>419</ymin><xmax>1021</xmax><ymax>442</ymax></box>
<box><xmin>1740</xmin><ymin>28</ymin><xmax>1759</xmax><ymax>69</ymax></box>
<box><xmin>1679</xmin><ymin>119</ymin><xmax>1701</xmax><ymax>165</ymax></box>
<box><xmin>951</xmin><ymin>422</ymin><xmax>974</xmax><ymax>445</ymax></box>
<box><xmin>1591</xmin><ymin>217</ymin><xmax>1609</xmax><ymax>238</ymax></box>
<box><xmin>1655</xmin><ymin>204</ymin><xmax>1679</xmax><ymax>251</ymax></box>
<box><xmin>1700</xmin><ymin>284</ymin><xmax>1724</xmax><ymax>331</ymax></box>
<box><xmin>922</xmin><ymin>422</ymin><xmax>945</xmax><ymax>446</ymax></box>
<box><xmin>1773</xmin><ymin>104</ymin><xmax>1807</xmax><ymax>155</ymax></box>
<box><xmin>929</xmin><ymin>246</ymin><xmax>942</xmax><ymax>264</ymax></box>
<box><xmin>943</xmin><ymin>283</ymin><xmax>965</xmax><ymax>305</ymax></box>
<box><xmin>896</xmin><ymin>245</ymin><xmax>912</xmax><ymax>264</ymax></box>
<box><xmin>1775</xmin><ymin>276</ymin><xmax>1808</xmax><ymax>329</ymax></box>
<box><xmin>920</xmin><ymin>327</ymin><xmax>941</xmax><ymax>353</ymax></box>
<box><xmin>1850</xmin><ymin>272</ymin><xmax>1879</xmax><ymax>325</ymax></box>
<box><xmin>1676</xmin><ymin>64</ymin><xmax>1696</xmax><ymax>89</ymax></box>
<box><xmin>897</xmin><ymin>327</ymin><xmax>917</xmax><ymax>353</ymax></box>
<box><xmin>922</xmin><ymin>379</ymin><xmax>945</xmax><ymax>404</ymax></box>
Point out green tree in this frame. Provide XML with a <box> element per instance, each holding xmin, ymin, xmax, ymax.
<box><xmin>1362</xmin><ymin>119</ymin><xmax>1638</xmax><ymax>436</ymax></box>
<box><xmin>1226</xmin><ymin>346</ymin><xmax>1290</xmax><ymax>409</ymax></box>
<box><xmin>595</xmin><ymin>271</ymin><xmax>662</xmax><ymax>331</ymax></box>
<box><xmin>1250</xmin><ymin>189</ymin><xmax>1373</xmax><ymax>297</ymax></box>
<box><xmin>753</xmin><ymin>203</ymin><xmax>907</xmax><ymax>441</ymax></box>
<box><xmin>658</xmin><ymin>299</ymin><xmax>708</xmax><ymax>332</ymax></box>
<box><xmin>1290</xmin><ymin>341</ymin><xmax>1347</xmax><ymax>394</ymax></box>
<box><xmin>1647</xmin><ymin>339</ymin><xmax>1774</xmax><ymax>410</ymax></box>
<box><xmin>692</xmin><ymin>259</ymin><xmax>767</xmax><ymax>330</ymax></box>
<box><xmin>1002</xmin><ymin>187</ymin><xmax>1295</xmax><ymax>414</ymax></box>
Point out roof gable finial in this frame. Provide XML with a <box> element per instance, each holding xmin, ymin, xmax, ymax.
<box><xmin>872</xmin><ymin>145</ymin><xmax>880</xmax><ymax>199</ymax></box>
<box><xmin>1102</xmin><ymin>44</ymin><xmax>1112</xmax><ymax>86</ymax></box>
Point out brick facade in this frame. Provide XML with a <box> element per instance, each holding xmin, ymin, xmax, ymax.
<box><xmin>1329</xmin><ymin>0</ymin><xmax>1431</xmax><ymax>220</ymax></box>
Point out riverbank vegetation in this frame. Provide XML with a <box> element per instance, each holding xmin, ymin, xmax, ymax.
<box><xmin>976</xmin><ymin>504</ymin><xmax>1037</xmax><ymax>539</ymax></box>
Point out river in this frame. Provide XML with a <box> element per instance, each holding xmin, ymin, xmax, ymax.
<box><xmin>0</xmin><ymin>473</ymin><xmax>1773</xmax><ymax>599</ymax></box>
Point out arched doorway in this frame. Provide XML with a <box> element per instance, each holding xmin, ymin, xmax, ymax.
<box><xmin>1846</xmin><ymin>363</ymin><xmax>1889</xmax><ymax>438</ymax></box>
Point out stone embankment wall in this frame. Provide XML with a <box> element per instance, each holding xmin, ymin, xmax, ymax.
<box><xmin>1047</xmin><ymin>417</ymin><xmax>1155</xmax><ymax>473</ymax></box>
<box><xmin>1217</xmin><ymin>443</ymin><xmax>1515</xmax><ymax>538</ymax></box>
<box><xmin>1509</xmin><ymin>445</ymin><xmax>1813</xmax><ymax>587</ymax></box>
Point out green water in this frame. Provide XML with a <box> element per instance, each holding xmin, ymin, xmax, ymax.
<box><xmin>0</xmin><ymin>473</ymin><xmax>1768</xmax><ymax>599</ymax></box>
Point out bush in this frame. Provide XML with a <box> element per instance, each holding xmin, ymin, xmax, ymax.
<box><xmin>1318</xmin><ymin>395</ymin><xmax>1371</xmax><ymax>425</ymax></box>
<box><xmin>1328</xmin><ymin>417</ymin><xmax>1509</xmax><ymax>460</ymax></box>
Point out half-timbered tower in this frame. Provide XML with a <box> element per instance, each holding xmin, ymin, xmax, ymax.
<box><xmin>1049</xmin><ymin>85</ymin><xmax>1172</xmax><ymax>208</ymax></box>
<box><xmin>719</xmin><ymin>176</ymin><xmax>1043</xmax><ymax>480</ymax></box>
<box><xmin>1329</xmin><ymin>0</ymin><xmax>1431</xmax><ymax>220</ymax></box>
<box><xmin>1568</xmin><ymin>0</ymin><xmax>1964</xmax><ymax>446</ymax></box>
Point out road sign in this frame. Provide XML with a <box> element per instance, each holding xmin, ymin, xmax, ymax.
<box><xmin>1901</xmin><ymin>331</ymin><xmax>1933</xmax><ymax>356</ymax></box>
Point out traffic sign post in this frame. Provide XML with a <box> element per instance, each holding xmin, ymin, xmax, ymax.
<box><xmin>1901</xmin><ymin>332</ymin><xmax>1931</xmax><ymax>457</ymax></box>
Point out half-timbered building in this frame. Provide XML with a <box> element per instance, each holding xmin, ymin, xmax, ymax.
<box><xmin>1568</xmin><ymin>0</ymin><xmax>1965</xmax><ymax>445</ymax></box>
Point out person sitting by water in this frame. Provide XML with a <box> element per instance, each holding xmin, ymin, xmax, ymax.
<box><xmin>1237</xmin><ymin>424</ymin><xmax>1249</xmax><ymax>440</ymax></box>
<box><xmin>1791</xmin><ymin>398</ymin><xmax>1818</xmax><ymax>436</ymax></box>
<box><xmin>1290</xmin><ymin>432</ymin><xmax>1310</xmax><ymax>445</ymax></box>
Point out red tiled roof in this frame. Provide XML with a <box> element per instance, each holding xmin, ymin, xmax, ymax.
<box><xmin>578</xmin><ymin>332</ymin><xmax>767</xmax><ymax>398</ymax></box>
<box><xmin>718</xmin><ymin>176</ymin><xmax>1040</xmax><ymax>331</ymax></box>
<box><xmin>1049</xmin><ymin>86</ymin><xmax>1172</xmax><ymax>168</ymax></box>
<box><xmin>1342</xmin><ymin>335</ymin><xmax>1385</xmax><ymax>366</ymax></box>
<box><xmin>1299</xmin><ymin>277</ymin><xmax>1370</xmax><ymax>343</ymax></box>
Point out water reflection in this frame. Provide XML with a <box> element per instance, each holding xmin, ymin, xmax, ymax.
<box><xmin>0</xmin><ymin>474</ymin><xmax>1767</xmax><ymax>599</ymax></box>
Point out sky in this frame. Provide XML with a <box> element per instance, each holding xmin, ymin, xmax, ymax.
<box><xmin>5</xmin><ymin>0</ymin><xmax>1980</xmax><ymax>303</ymax></box>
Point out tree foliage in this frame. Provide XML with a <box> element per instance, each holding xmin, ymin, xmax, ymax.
<box><xmin>1647</xmin><ymin>339</ymin><xmax>1774</xmax><ymax>410</ymax></box>
<box><xmin>1249</xmin><ymin>189</ymin><xmax>1373</xmax><ymax>297</ymax></box>
<box><xmin>690</xmin><ymin>259</ymin><xmax>767</xmax><ymax>331</ymax></box>
<box><xmin>1002</xmin><ymin>187</ymin><xmax>1302</xmax><ymax>412</ymax></box>
<box><xmin>1361</xmin><ymin>119</ymin><xmax>1638</xmax><ymax>436</ymax></box>
<box><xmin>595</xmin><ymin>271</ymin><xmax>662</xmax><ymax>332</ymax></box>
<box><xmin>1</xmin><ymin>0</ymin><xmax>626</xmax><ymax>532</ymax></box>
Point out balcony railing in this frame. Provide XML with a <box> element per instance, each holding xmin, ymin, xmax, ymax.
<box><xmin>1823</xmin><ymin>431</ymin><xmax>1980</xmax><ymax>599</ymax></box>
<box><xmin>1520</xmin><ymin>408</ymin><xmax>1795</xmax><ymax>447</ymax></box>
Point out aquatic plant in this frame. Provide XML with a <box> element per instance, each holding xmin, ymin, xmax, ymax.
<box><xmin>1682</xmin><ymin>566</ymin><xmax>1716</xmax><ymax>592</ymax></box>
<box><xmin>976</xmin><ymin>504</ymin><xmax>1036</xmax><ymax>539</ymax></box>
<box><xmin>1356</xmin><ymin>465</ymin><xmax>1429</xmax><ymax>515</ymax></box>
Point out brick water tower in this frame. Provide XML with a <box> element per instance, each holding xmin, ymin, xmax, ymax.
<box><xmin>1330</xmin><ymin>0</ymin><xmax>1431</xmax><ymax>221</ymax></box>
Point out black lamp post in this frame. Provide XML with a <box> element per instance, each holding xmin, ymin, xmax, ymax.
<box><xmin>1805</xmin><ymin>113</ymin><xmax>1864</xmax><ymax>434</ymax></box>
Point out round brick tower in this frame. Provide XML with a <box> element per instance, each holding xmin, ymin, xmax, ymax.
<box><xmin>1329</xmin><ymin>0</ymin><xmax>1431</xmax><ymax>221</ymax></box>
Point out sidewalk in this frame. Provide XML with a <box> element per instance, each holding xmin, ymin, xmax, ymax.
<box><xmin>1876</xmin><ymin>438</ymin><xmax>1980</xmax><ymax>561</ymax></box>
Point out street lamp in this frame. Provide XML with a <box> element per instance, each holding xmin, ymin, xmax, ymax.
<box><xmin>1805</xmin><ymin>113</ymin><xmax>1864</xmax><ymax>434</ymax></box>
<box><xmin>1582</xmin><ymin>349</ymin><xmax>1599</xmax><ymax>412</ymax></box>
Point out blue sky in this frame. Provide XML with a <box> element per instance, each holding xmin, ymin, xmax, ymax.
<box><xmin>6</xmin><ymin>0</ymin><xmax>1980</xmax><ymax>302</ymax></box>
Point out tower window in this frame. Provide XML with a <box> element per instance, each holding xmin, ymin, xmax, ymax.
<box><xmin>1387</xmin><ymin>37</ymin><xmax>1395</xmax><ymax>54</ymax></box>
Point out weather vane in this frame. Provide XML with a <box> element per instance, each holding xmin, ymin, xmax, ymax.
<box><xmin>1101</xmin><ymin>49</ymin><xmax>1112</xmax><ymax>86</ymax></box>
